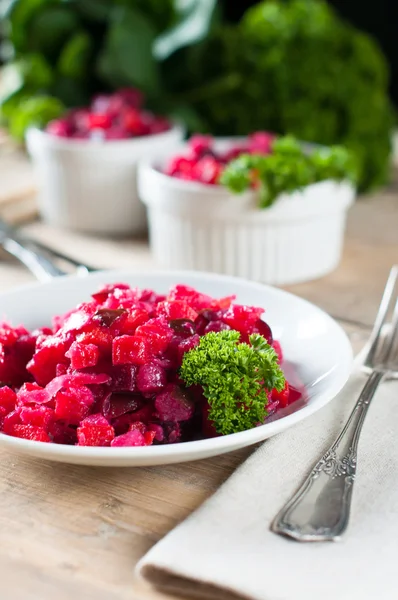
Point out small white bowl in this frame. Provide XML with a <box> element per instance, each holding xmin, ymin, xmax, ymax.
<box><xmin>138</xmin><ymin>138</ymin><xmax>356</xmax><ymax>285</ymax></box>
<box><xmin>26</xmin><ymin>124</ymin><xmax>184</xmax><ymax>236</ymax></box>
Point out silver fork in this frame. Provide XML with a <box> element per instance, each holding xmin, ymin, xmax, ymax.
<box><xmin>271</xmin><ymin>265</ymin><xmax>398</xmax><ymax>542</ymax></box>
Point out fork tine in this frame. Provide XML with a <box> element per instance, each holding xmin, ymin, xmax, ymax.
<box><xmin>363</xmin><ymin>265</ymin><xmax>398</xmax><ymax>370</ymax></box>
<box><xmin>380</xmin><ymin>298</ymin><xmax>398</xmax><ymax>366</ymax></box>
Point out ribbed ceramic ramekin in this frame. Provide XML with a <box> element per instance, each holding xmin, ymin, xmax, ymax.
<box><xmin>138</xmin><ymin>142</ymin><xmax>355</xmax><ymax>285</ymax></box>
<box><xmin>26</xmin><ymin>124</ymin><xmax>184</xmax><ymax>236</ymax></box>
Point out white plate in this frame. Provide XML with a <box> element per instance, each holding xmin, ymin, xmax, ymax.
<box><xmin>0</xmin><ymin>270</ymin><xmax>352</xmax><ymax>466</ymax></box>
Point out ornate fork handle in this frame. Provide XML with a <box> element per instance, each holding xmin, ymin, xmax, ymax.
<box><xmin>271</xmin><ymin>370</ymin><xmax>385</xmax><ymax>542</ymax></box>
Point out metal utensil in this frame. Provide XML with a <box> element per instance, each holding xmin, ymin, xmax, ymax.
<box><xmin>0</xmin><ymin>220</ymin><xmax>97</xmax><ymax>280</ymax></box>
<box><xmin>271</xmin><ymin>265</ymin><xmax>398</xmax><ymax>542</ymax></box>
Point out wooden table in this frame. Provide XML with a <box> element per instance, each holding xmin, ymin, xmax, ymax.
<box><xmin>0</xmin><ymin>175</ymin><xmax>397</xmax><ymax>600</ymax></box>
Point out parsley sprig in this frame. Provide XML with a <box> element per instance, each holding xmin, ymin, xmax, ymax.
<box><xmin>220</xmin><ymin>135</ymin><xmax>358</xmax><ymax>208</ymax></box>
<box><xmin>179</xmin><ymin>330</ymin><xmax>285</xmax><ymax>435</ymax></box>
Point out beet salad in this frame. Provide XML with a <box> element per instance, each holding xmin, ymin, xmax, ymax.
<box><xmin>0</xmin><ymin>283</ymin><xmax>302</xmax><ymax>447</ymax></box>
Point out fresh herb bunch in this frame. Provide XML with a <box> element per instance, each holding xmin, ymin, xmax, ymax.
<box><xmin>220</xmin><ymin>135</ymin><xmax>358</xmax><ymax>208</ymax></box>
<box><xmin>179</xmin><ymin>330</ymin><xmax>285</xmax><ymax>435</ymax></box>
<box><xmin>170</xmin><ymin>0</ymin><xmax>393</xmax><ymax>192</ymax></box>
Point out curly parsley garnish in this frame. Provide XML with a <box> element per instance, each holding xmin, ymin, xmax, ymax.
<box><xmin>220</xmin><ymin>135</ymin><xmax>358</xmax><ymax>208</ymax></box>
<box><xmin>179</xmin><ymin>330</ymin><xmax>285</xmax><ymax>435</ymax></box>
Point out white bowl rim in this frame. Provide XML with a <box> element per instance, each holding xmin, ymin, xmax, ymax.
<box><xmin>0</xmin><ymin>268</ymin><xmax>353</xmax><ymax>462</ymax></box>
<box><xmin>25</xmin><ymin>122</ymin><xmax>184</xmax><ymax>150</ymax></box>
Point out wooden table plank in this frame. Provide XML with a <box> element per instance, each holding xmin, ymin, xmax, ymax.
<box><xmin>0</xmin><ymin>178</ymin><xmax>395</xmax><ymax>599</ymax></box>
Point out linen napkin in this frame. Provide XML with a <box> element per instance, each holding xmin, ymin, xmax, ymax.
<box><xmin>136</xmin><ymin>363</ymin><xmax>398</xmax><ymax>600</ymax></box>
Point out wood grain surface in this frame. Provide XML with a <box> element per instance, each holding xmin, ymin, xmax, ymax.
<box><xmin>0</xmin><ymin>172</ymin><xmax>396</xmax><ymax>600</ymax></box>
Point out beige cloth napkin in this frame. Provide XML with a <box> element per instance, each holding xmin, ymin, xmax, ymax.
<box><xmin>136</xmin><ymin>365</ymin><xmax>398</xmax><ymax>600</ymax></box>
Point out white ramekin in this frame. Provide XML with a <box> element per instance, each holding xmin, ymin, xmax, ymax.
<box><xmin>26</xmin><ymin>124</ymin><xmax>184</xmax><ymax>236</ymax></box>
<box><xmin>138</xmin><ymin>142</ymin><xmax>356</xmax><ymax>285</ymax></box>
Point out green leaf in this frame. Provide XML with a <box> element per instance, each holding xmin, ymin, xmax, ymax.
<box><xmin>57</xmin><ymin>31</ymin><xmax>93</xmax><ymax>80</ymax></box>
<box><xmin>8</xmin><ymin>94</ymin><xmax>65</xmax><ymax>140</ymax></box>
<box><xmin>154</xmin><ymin>0</ymin><xmax>219</xmax><ymax>61</ymax></box>
<box><xmin>96</xmin><ymin>6</ymin><xmax>159</xmax><ymax>94</ymax></box>
<box><xmin>75</xmin><ymin>0</ymin><xmax>113</xmax><ymax>21</ymax></box>
<box><xmin>27</xmin><ymin>6</ymin><xmax>80</xmax><ymax>58</ymax></box>
<box><xmin>7</xmin><ymin>0</ymin><xmax>58</xmax><ymax>52</ymax></box>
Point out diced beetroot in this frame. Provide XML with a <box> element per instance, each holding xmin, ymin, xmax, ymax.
<box><xmin>111</xmin><ymin>364</ymin><xmax>137</xmax><ymax>392</ymax></box>
<box><xmin>111</xmin><ymin>428</ymin><xmax>146</xmax><ymax>447</ymax></box>
<box><xmin>129</xmin><ymin>421</ymin><xmax>146</xmax><ymax>435</ymax></box>
<box><xmin>168</xmin><ymin>319</ymin><xmax>196</xmax><ymax>337</ymax></box>
<box><xmin>116</xmin><ymin>308</ymin><xmax>149</xmax><ymax>335</ymax></box>
<box><xmin>111</xmin><ymin>403</ymin><xmax>153</xmax><ymax>435</ymax></box>
<box><xmin>11</xmin><ymin>424</ymin><xmax>51</xmax><ymax>442</ymax></box>
<box><xmin>135</xmin><ymin>318</ymin><xmax>173</xmax><ymax>354</ymax></box>
<box><xmin>271</xmin><ymin>381</ymin><xmax>290</xmax><ymax>408</ymax></box>
<box><xmin>189</xmin><ymin>134</ymin><xmax>213</xmax><ymax>157</ymax></box>
<box><xmin>27</xmin><ymin>339</ymin><xmax>70</xmax><ymax>386</ymax></box>
<box><xmin>66</xmin><ymin>341</ymin><xmax>99</xmax><ymax>370</ymax></box>
<box><xmin>112</xmin><ymin>335</ymin><xmax>152</xmax><ymax>365</ymax></box>
<box><xmin>163</xmin><ymin>421</ymin><xmax>182</xmax><ymax>444</ymax></box>
<box><xmin>177</xmin><ymin>335</ymin><xmax>200</xmax><ymax>363</ymax></box>
<box><xmin>45</xmin><ymin>373</ymin><xmax>110</xmax><ymax>398</ymax></box>
<box><xmin>137</xmin><ymin>363</ymin><xmax>167</xmax><ymax>394</ymax></box>
<box><xmin>17</xmin><ymin>382</ymin><xmax>50</xmax><ymax>405</ymax></box>
<box><xmin>2</xmin><ymin>408</ymin><xmax>22</xmax><ymax>434</ymax></box>
<box><xmin>167</xmin><ymin>285</ymin><xmax>213</xmax><ymax>311</ymax></box>
<box><xmin>202</xmin><ymin>401</ymin><xmax>219</xmax><ymax>438</ymax></box>
<box><xmin>104</xmin><ymin>394</ymin><xmax>142</xmax><ymax>419</ymax></box>
<box><xmin>246</xmin><ymin>319</ymin><xmax>273</xmax><ymax>344</ymax></box>
<box><xmin>144</xmin><ymin>430</ymin><xmax>156</xmax><ymax>445</ymax></box>
<box><xmin>148</xmin><ymin>422</ymin><xmax>164</xmax><ymax>442</ymax></box>
<box><xmin>92</xmin><ymin>283</ymin><xmax>130</xmax><ymax>304</ymax></box>
<box><xmin>54</xmin><ymin>386</ymin><xmax>94</xmax><ymax>425</ymax></box>
<box><xmin>56</xmin><ymin>363</ymin><xmax>68</xmax><ymax>376</ymax></box>
<box><xmin>155</xmin><ymin>384</ymin><xmax>194</xmax><ymax>422</ymax></box>
<box><xmin>193</xmin><ymin>155</ymin><xmax>223</xmax><ymax>184</ymax></box>
<box><xmin>156</xmin><ymin>301</ymin><xmax>198</xmax><ymax>322</ymax></box>
<box><xmin>77</xmin><ymin>414</ymin><xmax>114</xmax><ymax>446</ymax></box>
<box><xmin>86</xmin><ymin>112</ymin><xmax>112</xmax><ymax>130</ymax></box>
<box><xmin>0</xmin><ymin>386</ymin><xmax>17</xmax><ymax>413</ymax></box>
<box><xmin>288</xmin><ymin>385</ymin><xmax>303</xmax><ymax>404</ymax></box>
<box><xmin>222</xmin><ymin>304</ymin><xmax>264</xmax><ymax>331</ymax></box>
<box><xmin>272</xmin><ymin>340</ymin><xmax>283</xmax><ymax>363</ymax></box>
<box><xmin>211</xmin><ymin>295</ymin><xmax>236</xmax><ymax>310</ymax></box>
<box><xmin>77</xmin><ymin>328</ymin><xmax>113</xmax><ymax>352</ymax></box>
<box><xmin>204</xmin><ymin>321</ymin><xmax>231</xmax><ymax>334</ymax></box>
<box><xmin>20</xmin><ymin>406</ymin><xmax>54</xmax><ymax>430</ymax></box>
<box><xmin>48</xmin><ymin>421</ymin><xmax>77</xmax><ymax>445</ymax></box>
<box><xmin>92</xmin><ymin>308</ymin><xmax>126</xmax><ymax>327</ymax></box>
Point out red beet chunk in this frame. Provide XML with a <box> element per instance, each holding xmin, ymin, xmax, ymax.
<box><xmin>2</xmin><ymin>408</ymin><xmax>22</xmax><ymax>434</ymax></box>
<box><xmin>204</xmin><ymin>321</ymin><xmax>231</xmax><ymax>334</ymax></box>
<box><xmin>48</xmin><ymin>421</ymin><xmax>77</xmax><ymax>445</ymax></box>
<box><xmin>135</xmin><ymin>318</ymin><xmax>173</xmax><ymax>354</ymax></box>
<box><xmin>246</xmin><ymin>319</ymin><xmax>273</xmax><ymax>344</ymax></box>
<box><xmin>0</xmin><ymin>386</ymin><xmax>17</xmax><ymax>413</ymax></box>
<box><xmin>167</xmin><ymin>285</ymin><xmax>214</xmax><ymax>312</ymax></box>
<box><xmin>222</xmin><ymin>304</ymin><xmax>264</xmax><ymax>331</ymax></box>
<box><xmin>12</xmin><ymin>424</ymin><xmax>50</xmax><ymax>442</ymax></box>
<box><xmin>27</xmin><ymin>339</ymin><xmax>70</xmax><ymax>386</ymax></box>
<box><xmin>156</xmin><ymin>300</ymin><xmax>198</xmax><ymax>322</ymax></box>
<box><xmin>77</xmin><ymin>328</ymin><xmax>113</xmax><ymax>352</ymax></box>
<box><xmin>111</xmin><ymin>365</ymin><xmax>138</xmax><ymax>392</ymax></box>
<box><xmin>77</xmin><ymin>414</ymin><xmax>115</xmax><ymax>446</ymax></box>
<box><xmin>271</xmin><ymin>381</ymin><xmax>290</xmax><ymax>408</ymax></box>
<box><xmin>272</xmin><ymin>340</ymin><xmax>283</xmax><ymax>363</ymax></box>
<box><xmin>20</xmin><ymin>406</ymin><xmax>54</xmax><ymax>430</ymax></box>
<box><xmin>148</xmin><ymin>422</ymin><xmax>164</xmax><ymax>442</ymax></box>
<box><xmin>92</xmin><ymin>308</ymin><xmax>126</xmax><ymax>328</ymax></box>
<box><xmin>168</xmin><ymin>319</ymin><xmax>196</xmax><ymax>337</ymax></box>
<box><xmin>17</xmin><ymin>382</ymin><xmax>50</xmax><ymax>406</ymax></box>
<box><xmin>104</xmin><ymin>394</ymin><xmax>142</xmax><ymax>419</ymax></box>
<box><xmin>155</xmin><ymin>384</ymin><xmax>194</xmax><ymax>422</ymax></box>
<box><xmin>54</xmin><ymin>385</ymin><xmax>94</xmax><ymax>425</ymax></box>
<box><xmin>177</xmin><ymin>335</ymin><xmax>200</xmax><ymax>363</ymax></box>
<box><xmin>137</xmin><ymin>363</ymin><xmax>167</xmax><ymax>394</ymax></box>
<box><xmin>66</xmin><ymin>341</ymin><xmax>100</xmax><ymax>370</ymax></box>
<box><xmin>112</xmin><ymin>335</ymin><xmax>152</xmax><ymax>365</ymax></box>
<box><xmin>111</xmin><ymin>428</ymin><xmax>147</xmax><ymax>447</ymax></box>
<box><xmin>116</xmin><ymin>308</ymin><xmax>150</xmax><ymax>335</ymax></box>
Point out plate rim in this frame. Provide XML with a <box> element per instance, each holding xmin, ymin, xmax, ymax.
<box><xmin>0</xmin><ymin>269</ymin><xmax>353</xmax><ymax>463</ymax></box>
